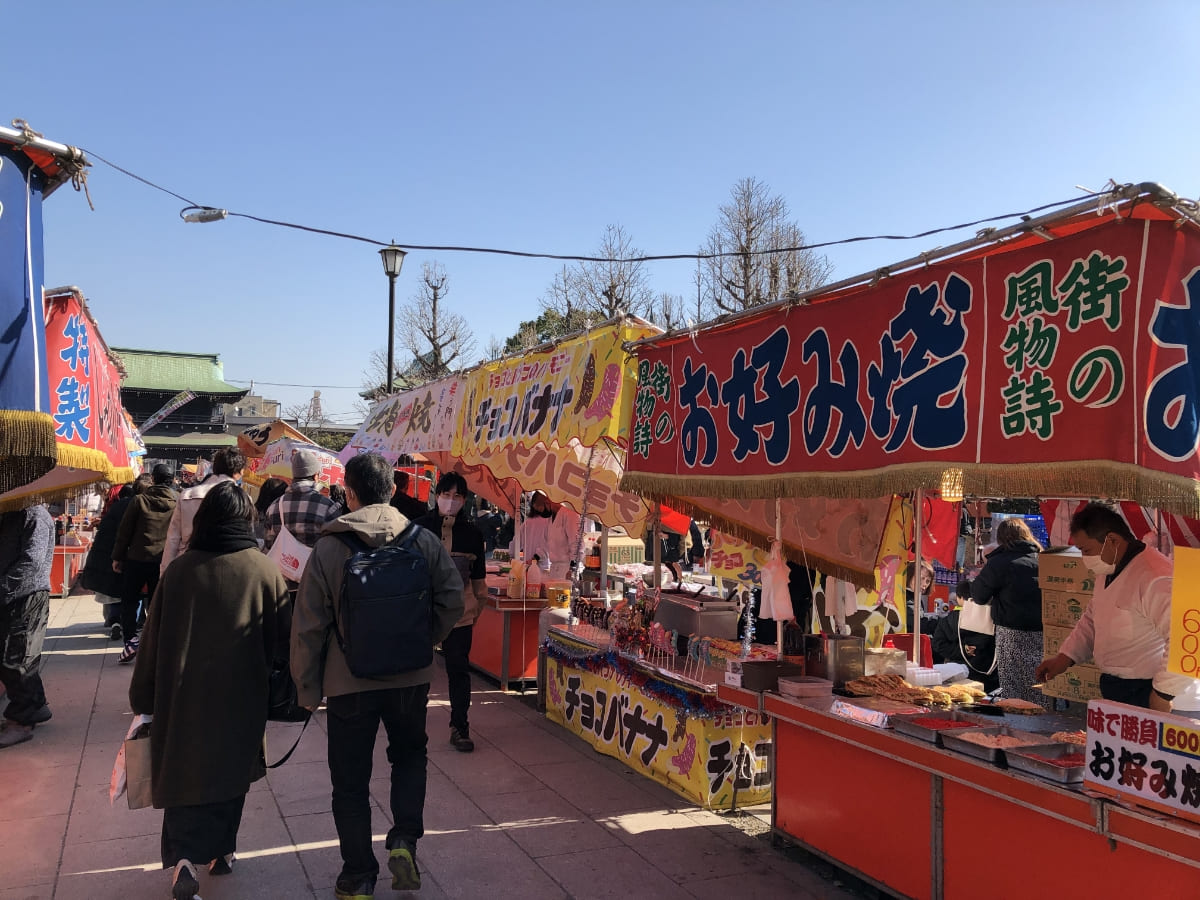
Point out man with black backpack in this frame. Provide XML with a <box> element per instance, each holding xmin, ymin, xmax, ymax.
<box><xmin>291</xmin><ymin>453</ymin><xmax>463</xmax><ymax>900</ymax></box>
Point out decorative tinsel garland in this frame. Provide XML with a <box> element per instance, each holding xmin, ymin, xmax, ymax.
<box><xmin>543</xmin><ymin>638</ymin><xmax>730</xmax><ymax>719</ymax></box>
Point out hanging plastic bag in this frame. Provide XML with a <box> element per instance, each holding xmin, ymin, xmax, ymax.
<box><xmin>758</xmin><ymin>541</ymin><xmax>794</xmax><ymax>621</ymax></box>
<box><xmin>109</xmin><ymin>714</ymin><xmax>153</xmax><ymax>805</ymax></box>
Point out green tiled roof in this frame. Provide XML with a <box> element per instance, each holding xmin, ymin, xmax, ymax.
<box><xmin>141</xmin><ymin>432</ymin><xmax>239</xmax><ymax>448</ymax></box>
<box><xmin>111</xmin><ymin>348</ymin><xmax>247</xmax><ymax>397</ymax></box>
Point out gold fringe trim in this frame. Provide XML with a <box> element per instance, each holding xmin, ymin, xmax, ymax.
<box><xmin>54</xmin><ymin>443</ymin><xmax>115</xmax><ymax>476</ymax></box>
<box><xmin>0</xmin><ymin>410</ymin><xmax>57</xmax><ymax>495</ymax></box>
<box><xmin>0</xmin><ymin>474</ymin><xmax>110</xmax><ymax>514</ymax></box>
<box><xmin>622</xmin><ymin>460</ymin><xmax>1200</xmax><ymax>520</ymax></box>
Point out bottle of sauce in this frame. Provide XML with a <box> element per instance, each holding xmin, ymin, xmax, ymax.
<box><xmin>507</xmin><ymin>553</ymin><xmax>526</xmax><ymax>600</ymax></box>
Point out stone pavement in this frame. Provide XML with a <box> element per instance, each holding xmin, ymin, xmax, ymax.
<box><xmin>0</xmin><ymin>595</ymin><xmax>860</xmax><ymax>899</ymax></box>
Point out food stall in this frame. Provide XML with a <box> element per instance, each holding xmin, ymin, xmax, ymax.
<box><xmin>341</xmin><ymin>320</ymin><xmax>682</xmax><ymax>692</ymax></box>
<box><xmin>621</xmin><ymin>183</ymin><xmax>1200</xmax><ymax>897</ymax></box>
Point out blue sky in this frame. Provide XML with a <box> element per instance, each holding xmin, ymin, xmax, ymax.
<box><xmin>5</xmin><ymin>1</ymin><xmax>1198</xmax><ymax>425</ymax></box>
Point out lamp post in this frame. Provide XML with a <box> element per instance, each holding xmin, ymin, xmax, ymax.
<box><xmin>378</xmin><ymin>244</ymin><xmax>407</xmax><ymax>395</ymax></box>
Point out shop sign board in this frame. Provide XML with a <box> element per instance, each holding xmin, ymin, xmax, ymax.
<box><xmin>545</xmin><ymin>654</ymin><xmax>772</xmax><ymax>810</ymax></box>
<box><xmin>624</xmin><ymin>218</ymin><xmax>1200</xmax><ymax>512</ymax></box>
<box><xmin>1083</xmin><ymin>699</ymin><xmax>1200</xmax><ymax>826</ymax></box>
<box><xmin>44</xmin><ymin>291</ymin><xmax>129</xmax><ymax>476</ymax></box>
<box><xmin>708</xmin><ymin>530</ymin><xmax>769</xmax><ymax>586</ymax></box>
<box><xmin>340</xmin><ymin>376</ymin><xmax>463</xmax><ymax>464</ymax></box>
<box><xmin>1169</xmin><ymin>547</ymin><xmax>1200</xmax><ymax>679</ymax></box>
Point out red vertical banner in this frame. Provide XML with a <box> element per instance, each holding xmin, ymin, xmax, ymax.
<box><xmin>43</xmin><ymin>291</ymin><xmax>130</xmax><ymax>478</ymax></box>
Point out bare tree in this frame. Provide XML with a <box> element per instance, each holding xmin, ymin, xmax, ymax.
<box><xmin>649</xmin><ymin>292</ymin><xmax>687</xmax><ymax>331</ymax></box>
<box><xmin>480</xmin><ymin>335</ymin><xmax>505</xmax><ymax>363</ymax></box>
<box><xmin>539</xmin><ymin>225</ymin><xmax>655</xmax><ymax>322</ymax></box>
<box><xmin>283</xmin><ymin>394</ymin><xmax>328</xmax><ymax>432</ymax></box>
<box><xmin>701</xmin><ymin>177</ymin><xmax>832</xmax><ymax>314</ymax></box>
<box><xmin>398</xmin><ymin>262</ymin><xmax>476</xmax><ymax>382</ymax></box>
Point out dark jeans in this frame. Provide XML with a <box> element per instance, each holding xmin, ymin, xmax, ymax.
<box><xmin>120</xmin><ymin>558</ymin><xmax>161</xmax><ymax>639</ymax></box>
<box><xmin>1100</xmin><ymin>673</ymin><xmax>1154</xmax><ymax>709</ymax></box>
<box><xmin>443</xmin><ymin>625</ymin><xmax>474</xmax><ymax>733</ymax></box>
<box><xmin>326</xmin><ymin>685</ymin><xmax>429</xmax><ymax>880</ymax></box>
<box><xmin>161</xmin><ymin>795</ymin><xmax>246</xmax><ymax>868</ymax></box>
<box><xmin>0</xmin><ymin>591</ymin><xmax>49</xmax><ymax>723</ymax></box>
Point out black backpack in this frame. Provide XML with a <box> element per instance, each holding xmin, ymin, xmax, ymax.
<box><xmin>333</xmin><ymin>524</ymin><xmax>434</xmax><ymax>679</ymax></box>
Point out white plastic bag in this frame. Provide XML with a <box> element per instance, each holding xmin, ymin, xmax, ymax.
<box><xmin>266</xmin><ymin>525</ymin><xmax>312</xmax><ymax>582</ymax></box>
<box><xmin>109</xmin><ymin>714</ymin><xmax>153</xmax><ymax>805</ymax></box>
<box><xmin>758</xmin><ymin>541</ymin><xmax>794</xmax><ymax>621</ymax></box>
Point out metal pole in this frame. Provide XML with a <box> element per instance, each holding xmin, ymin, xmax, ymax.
<box><xmin>385</xmin><ymin>273</ymin><xmax>396</xmax><ymax>395</ymax></box>
<box><xmin>776</xmin><ymin>497</ymin><xmax>785</xmax><ymax>657</ymax></box>
<box><xmin>912</xmin><ymin>490</ymin><xmax>924</xmax><ymax>666</ymax></box>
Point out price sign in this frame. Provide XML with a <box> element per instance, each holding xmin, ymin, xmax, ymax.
<box><xmin>1168</xmin><ymin>547</ymin><xmax>1200</xmax><ymax>678</ymax></box>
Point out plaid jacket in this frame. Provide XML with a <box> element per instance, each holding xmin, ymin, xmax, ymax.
<box><xmin>263</xmin><ymin>480</ymin><xmax>341</xmax><ymax>553</ymax></box>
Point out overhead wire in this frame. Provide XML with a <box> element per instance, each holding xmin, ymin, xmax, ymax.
<box><xmin>81</xmin><ymin>147</ymin><xmax>1111</xmax><ymax>264</ymax></box>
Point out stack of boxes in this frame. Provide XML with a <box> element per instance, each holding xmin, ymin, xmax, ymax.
<box><xmin>1038</xmin><ymin>550</ymin><xmax>1102</xmax><ymax>702</ymax></box>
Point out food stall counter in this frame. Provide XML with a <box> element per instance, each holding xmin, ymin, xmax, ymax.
<box><xmin>467</xmin><ymin>573</ymin><xmax>548</xmax><ymax>691</ymax></box>
<box><xmin>717</xmin><ymin>687</ymin><xmax>1200</xmax><ymax>900</ymax></box>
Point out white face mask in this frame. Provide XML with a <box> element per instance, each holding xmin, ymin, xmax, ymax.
<box><xmin>437</xmin><ymin>496</ymin><xmax>464</xmax><ymax>516</ymax></box>
<box><xmin>1082</xmin><ymin>537</ymin><xmax>1116</xmax><ymax>576</ymax></box>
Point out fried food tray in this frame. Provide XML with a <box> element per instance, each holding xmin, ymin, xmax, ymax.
<box><xmin>1005</xmin><ymin>742</ymin><xmax>1087</xmax><ymax>784</ymax></box>
<box><xmin>940</xmin><ymin>725</ymin><xmax>1046</xmax><ymax>765</ymax></box>
<box><xmin>891</xmin><ymin>709</ymin><xmax>990</xmax><ymax>746</ymax></box>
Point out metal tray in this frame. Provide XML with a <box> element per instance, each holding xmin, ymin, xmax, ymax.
<box><xmin>1005</xmin><ymin>742</ymin><xmax>1087</xmax><ymax>784</ymax></box>
<box><xmin>940</xmin><ymin>725</ymin><xmax>1047</xmax><ymax>765</ymax></box>
<box><xmin>891</xmin><ymin>709</ymin><xmax>991</xmax><ymax>746</ymax></box>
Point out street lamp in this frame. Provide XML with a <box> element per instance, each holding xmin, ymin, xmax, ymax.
<box><xmin>379</xmin><ymin>243</ymin><xmax>407</xmax><ymax>395</ymax></box>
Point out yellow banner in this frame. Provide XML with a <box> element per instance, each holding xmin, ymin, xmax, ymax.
<box><xmin>544</xmin><ymin>651</ymin><xmax>772</xmax><ymax>810</ymax></box>
<box><xmin>1168</xmin><ymin>547</ymin><xmax>1200</xmax><ymax>678</ymax></box>
<box><xmin>463</xmin><ymin>439</ymin><xmax>651</xmax><ymax>534</ymax></box>
<box><xmin>708</xmin><ymin>531</ymin><xmax>769</xmax><ymax>586</ymax></box>
<box><xmin>455</xmin><ymin>321</ymin><xmax>655</xmax><ymax>458</ymax></box>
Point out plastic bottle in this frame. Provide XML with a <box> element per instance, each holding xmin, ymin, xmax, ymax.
<box><xmin>507</xmin><ymin>553</ymin><xmax>526</xmax><ymax>600</ymax></box>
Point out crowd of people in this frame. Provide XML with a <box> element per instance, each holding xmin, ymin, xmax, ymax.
<box><xmin>5</xmin><ymin>455</ymin><xmax>1200</xmax><ymax>898</ymax></box>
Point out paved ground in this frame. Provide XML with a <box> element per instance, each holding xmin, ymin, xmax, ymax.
<box><xmin>0</xmin><ymin>595</ymin><xmax>863</xmax><ymax>899</ymax></box>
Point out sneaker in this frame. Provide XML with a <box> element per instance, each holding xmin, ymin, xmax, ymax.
<box><xmin>27</xmin><ymin>705</ymin><xmax>52</xmax><ymax>725</ymax></box>
<box><xmin>171</xmin><ymin>859</ymin><xmax>200</xmax><ymax>900</ymax></box>
<box><xmin>387</xmin><ymin>841</ymin><xmax>421</xmax><ymax>891</ymax></box>
<box><xmin>449</xmin><ymin>727</ymin><xmax>474</xmax><ymax>753</ymax></box>
<box><xmin>209</xmin><ymin>853</ymin><xmax>234</xmax><ymax>875</ymax></box>
<box><xmin>0</xmin><ymin>723</ymin><xmax>33</xmax><ymax>748</ymax></box>
<box><xmin>334</xmin><ymin>874</ymin><xmax>375</xmax><ymax>900</ymax></box>
<box><xmin>110</xmin><ymin>623</ymin><xmax>123</xmax><ymax>641</ymax></box>
<box><xmin>118</xmin><ymin>637</ymin><xmax>139</xmax><ymax>664</ymax></box>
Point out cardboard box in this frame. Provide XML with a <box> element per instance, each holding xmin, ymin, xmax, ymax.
<box><xmin>1038</xmin><ymin>550</ymin><xmax>1095</xmax><ymax>595</ymax></box>
<box><xmin>1041</xmin><ymin>663</ymin><xmax>1102</xmax><ymax>702</ymax></box>
<box><xmin>1043</xmin><ymin>623</ymin><xmax>1090</xmax><ymax>663</ymax></box>
<box><xmin>606</xmin><ymin>536</ymin><xmax>644</xmax><ymax>566</ymax></box>
<box><xmin>1041</xmin><ymin>589</ymin><xmax>1091</xmax><ymax>628</ymax></box>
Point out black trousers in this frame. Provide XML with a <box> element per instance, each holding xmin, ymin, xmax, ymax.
<box><xmin>120</xmin><ymin>558</ymin><xmax>161</xmax><ymax>639</ymax></box>
<box><xmin>442</xmin><ymin>625</ymin><xmax>474</xmax><ymax>732</ymax></box>
<box><xmin>326</xmin><ymin>685</ymin><xmax>429</xmax><ymax>880</ymax></box>
<box><xmin>0</xmin><ymin>591</ymin><xmax>49</xmax><ymax>723</ymax></box>
<box><xmin>1100</xmin><ymin>673</ymin><xmax>1154</xmax><ymax>709</ymax></box>
<box><xmin>161</xmin><ymin>794</ymin><xmax>246</xmax><ymax>868</ymax></box>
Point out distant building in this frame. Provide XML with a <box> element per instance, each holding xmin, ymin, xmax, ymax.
<box><xmin>223</xmin><ymin>393</ymin><xmax>282</xmax><ymax>430</ymax></box>
<box><xmin>111</xmin><ymin>348</ymin><xmax>247</xmax><ymax>468</ymax></box>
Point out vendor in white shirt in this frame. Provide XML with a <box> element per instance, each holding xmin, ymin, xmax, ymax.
<box><xmin>517</xmin><ymin>491</ymin><xmax>582</xmax><ymax>582</ymax></box>
<box><xmin>1036</xmin><ymin>502</ymin><xmax>1197</xmax><ymax>712</ymax></box>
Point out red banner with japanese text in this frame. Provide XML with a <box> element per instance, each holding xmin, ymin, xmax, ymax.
<box><xmin>43</xmin><ymin>289</ymin><xmax>130</xmax><ymax>480</ymax></box>
<box><xmin>623</xmin><ymin>214</ymin><xmax>1200</xmax><ymax>516</ymax></box>
<box><xmin>0</xmin><ymin>289</ymin><xmax>134</xmax><ymax>510</ymax></box>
